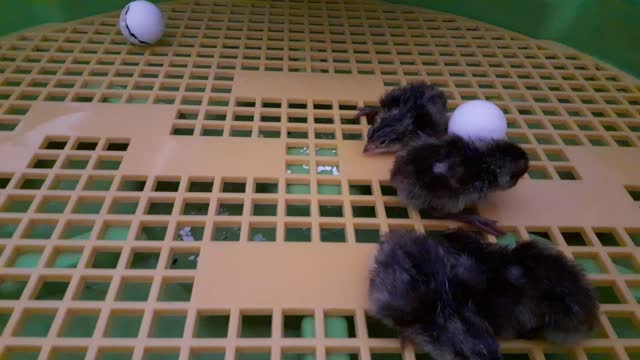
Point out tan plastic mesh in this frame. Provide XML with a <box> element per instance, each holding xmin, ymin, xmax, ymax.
<box><xmin>0</xmin><ymin>0</ymin><xmax>639</xmax><ymax>359</ymax></box>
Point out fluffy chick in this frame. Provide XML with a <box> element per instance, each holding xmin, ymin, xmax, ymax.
<box><xmin>368</xmin><ymin>230</ymin><xmax>599</xmax><ymax>360</ymax></box>
<box><xmin>357</xmin><ymin>81</ymin><xmax>449</xmax><ymax>154</ymax></box>
<box><xmin>390</xmin><ymin>135</ymin><xmax>529</xmax><ymax>236</ymax></box>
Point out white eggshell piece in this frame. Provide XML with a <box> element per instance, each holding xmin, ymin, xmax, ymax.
<box><xmin>119</xmin><ymin>0</ymin><xmax>165</xmax><ymax>45</ymax></box>
<box><xmin>448</xmin><ymin>100</ymin><xmax>507</xmax><ymax>141</ymax></box>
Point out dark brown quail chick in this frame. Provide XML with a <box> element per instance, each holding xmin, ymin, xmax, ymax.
<box><xmin>390</xmin><ymin>135</ymin><xmax>529</xmax><ymax>236</ymax></box>
<box><xmin>368</xmin><ymin>230</ymin><xmax>599</xmax><ymax>360</ymax></box>
<box><xmin>357</xmin><ymin>81</ymin><xmax>449</xmax><ymax>154</ymax></box>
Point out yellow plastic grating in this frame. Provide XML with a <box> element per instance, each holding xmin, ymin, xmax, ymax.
<box><xmin>0</xmin><ymin>0</ymin><xmax>639</xmax><ymax>360</ymax></box>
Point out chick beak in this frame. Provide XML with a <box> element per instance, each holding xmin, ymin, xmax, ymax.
<box><xmin>363</xmin><ymin>143</ymin><xmax>378</xmax><ymax>155</ymax></box>
<box><xmin>363</xmin><ymin>143</ymin><xmax>400</xmax><ymax>155</ymax></box>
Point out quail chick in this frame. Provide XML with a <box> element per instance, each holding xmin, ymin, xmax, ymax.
<box><xmin>368</xmin><ymin>230</ymin><xmax>599</xmax><ymax>360</ymax></box>
<box><xmin>356</xmin><ymin>81</ymin><xmax>449</xmax><ymax>154</ymax></box>
<box><xmin>390</xmin><ymin>135</ymin><xmax>529</xmax><ymax>236</ymax></box>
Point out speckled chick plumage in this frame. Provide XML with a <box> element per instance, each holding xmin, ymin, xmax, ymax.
<box><xmin>368</xmin><ymin>230</ymin><xmax>599</xmax><ymax>360</ymax></box>
<box><xmin>360</xmin><ymin>81</ymin><xmax>449</xmax><ymax>154</ymax></box>
<box><xmin>390</xmin><ymin>135</ymin><xmax>529</xmax><ymax>215</ymax></box>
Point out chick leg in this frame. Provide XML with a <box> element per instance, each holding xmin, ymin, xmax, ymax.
<box><xmin>355</xmin><ymin>107</ymin><xmax>379</xmax><ymax>125</ymax></box>
<box><xmin>399</xmin><ymin>331</ymin><xmax>410</xmax><ymax>352</ymax></box>
<box><xmin>446</xmin><ymin>214</ymin><xmax>506</xmax><ymax>237</ymax></box>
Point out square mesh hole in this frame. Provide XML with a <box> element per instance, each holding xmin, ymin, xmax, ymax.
<box><xmin>218</xmin><ymin>201</ymin><xmax>244</xmax><ymax>216</ymax></box>
<box><xmin>2</xmin><ymin>196</ymin><xmax>35</xmax><ymax>213</ymax></box>
<box><xmin>212</xmin><ymin>223</ymin><xmax>242</xmax><ymax>242</ymax></box>
<box><xmin>252</xmin><ymin>200</ymin><xmax>278</xmax><ymax>216</ymax></box>
<box><xmin>384</xmin><ymin>205</ymin><xmax>410</xmax><ymax>219</ymax></box>
<box><xmin>189</xmin><ymin>179</ymin><xmax>214</xmax><ymax>192</ymax></box>
<box><xmin>317</xmin><ymin>163</ymin><xmax>340</xmax><ymax>176</ymax></box>
<box><xmin>544</xmin><ymin>149</ymin><xmax>568</xmax><ymax>162</ymax></box>
<box><xmin>99</xmin><ymin>222</ymin><xmax>131</xmax><ymax>241</ymax></box>
<box><xmin>255</xmin><ymin>180</ymin><xmax>279</xmax><ymax>194</ymax></box>
<box><xmin>610</xmin><ymin>255</ymin><xmax>639</xmax><ymax>275</ymax></box>
<box><xmin>250</xmin><ymin>225</ymin><xmax>276</xmax><ymax>242</ymax></box>
<box><xmin>366</xmin><ymin>315</ymin><xmax>398</xmax><ymax>338</ymax></box>
<box><xmin>319</xmin><ymin>202</ymin><xmax>344</xmax><ymax>217</ymax></box>
<box><xmin>85</xmin><ymin>176</ymin><xmax>114</xmax><ymax>191</ymax></box>
<box><xmin>109</xmin><ymin>198</ymin><xmax>139</xmax><ymax>215</ymax></box>
<box><xmin>0</xmin><ymin>277</ymin><xmax>28</xmax><ymax>300</ymax></box>
<box><xmin>170</xmin><ymin>251</ymin><xmax>200</xmax><ymax>269</ymax></box>
<box><xmin>129</xmin><ymin>251</ymin><xmax>160</xmax><ymax>269</ymax></box>
<box><xmin>175</xmin><ymin>224</ymin><xmax>204</xmax><ymax>242</ymax></box>
<box><xmin>237</xmin><ymin>351</ymin><xmax>271</xmax><ymax>360</ymax></box>
<box><xmin>119</xmin><ymin>177</ymin><xmax>147</xmax><ymax>191</ymax></box>
<box><xmin>573</xmin><ymin>254</ymin><xmax>605</xmax><ymax>274</ymax></box>
<box><xmin>173</xmin><ymin>126</ymin><xmax>195</xmax><ymax>136</ymax></box>
<box><xmin>593</xmin><ymin>284</ymin><xmax>623</xmax><ymax>304</ymax></box>
<box><xmin>196</xmin><ymin>312</ymin><xmax>230</xmax><ymax>338</ymax></box>
<box><xmin>287</xmin><ymin>161</ymin><xmax>311</xmax><ymax>175</ymax></box>
<box><xmin>240</xmin><ymin>314</ymin><xmax>272</xmax><ymax>338</ymax></box>
<box><xmin>594</xmin><ymin>229</ymin><xmax>622</xmax><ymax>246</ymax></box>
<box><xmin>608</xmin><ymin>315</ymin><xmax>640</xmax><ymax>338</ymax></box>
<box><xmin>326</xmin><ymin>350</ymin><xmax>358</xmax><ymax>360</ymax></box>
<box><xmin>560</xmin><ymin>229</ymin><xmax>589</xmax><ymax>246</ymax></box>
<box><xmin>15</xmin><ymin>311</ymin><xmax>56</xmax><ymax>337</ymax></box>
<box><xmin>49</xmin><ymin>175</ymin><xmax>80</xmax><ymax>191</ymax></box>
<box><xmin>61</xmin><ymin>220</ymin><xmax>94</xmax><ymax>240</ymax></box>
<box><xmin>9</xmin><ymin>248</ymin><xmax>43</xmax><ymax>268</ymax></box>
<box><xmin>23</xmin><ymin>220</ymin><xmax>58</xmax><ymax>239</ymax></box>
<box><xmin>354</xmin><ymin>226</ymin><xmax>380</xmax><ymax>243</ymax></box>
<box><xmin>75</xmin><ymin>278</ymin><xmax>110</xmax><ymax>301</ymax></box>
<box><xmin>105</xmin><ymin>311</ymin><xmax>143</xmax><ymax>338</ymax></box>
<box><xmin>50</xmin><ymin>348</ymin><xmax>88</xmax><ymax>360</ymax></box>
<box><xmin>91</xmin><ymin>250</ymin><xmax>121</xmax><ymax>269</ymax></box>
<box><xmin>283</xmin><ymin>313</ymin><xmax>315</xmax><ymax>337</ymax></box>
<box><xmin>34</xmin><ymin>279</ymin><xmax>70</xmax><ymax>300</ymax></box>
<box><xmin>287</xmin><ymin>181</ymin><xmax>310</xmax><ymax>194</ymax></box>
<box><xmin>287</xmin><ymin>203</ymin><xmax>311</xmax><ymax>217</ymax></box>
<box><xmin>626</xmin><ymin>186</ymin><xmax>640</xmax><ymax>201</ymax></box>
<box><xmin>555</xmin><ymin>166</ymin><xmax>580</xmax><ymax>180</ymax></box>
<box><xmin>74</xmin><ymin>139</ymin><xmax>98</xmax><ymax>151</ymax></box>
<box><xmin>30</xmin><ymin>155</ymin><xmax>58</xmax><ymax>169</ymax></box>
<box><xmin>36</xmin><ymin>197</ymin><xmax>69</xmax><ymax>214</ymax></box>
<box><xmin>321</xmin><ymin>225</ymin><xmax>346</xmax><ymax>243</ymax></box>
<box><xmin>352</xmin><ymin>204</ymin><xmax>377</xmax><ymax>218</ymax></box>
<box><xmin>158</xmin><ymin>280</ymin><xmax>193</xmax><ymax>302</ymax></box>
<box><xmin>18</xmin><ymin>176</ymin><xmax>46</xmax><ymax>190</ymax></box>
<box><xmin>117</xmin><ymin>279</ymin><xmax>152</xmax><ymax>301</ymax></box>
<box><xmin>324</xmin><ymin>313</ymin><xmax>356</xmax><ymax>338</ymax></box>
<box><xmin>42</xmin><ymin>137</ymin><xmax>69</xmax><ymax>150</ymax></box>
<box><xmin>48</xmin><ymin>248</ymin><xmax>82</xmax><ymax>268</ymax></box>
<box><xmin>528</xmin><ymin>166</ymin><xmax>552</xmax><ymax>180</ymax></box>
<box><xmin>182</xmin><ymin>201</ymin><xmax>210</xmax><ymax>216</ymax></box>
<box><xmin>73</xmin><ymin>197</ymin><xmax>105</xmax><ymax>214</ymax></box>
<box><xmin>154</xmin><ymin>179</ymin><xmax>180</xmax><ymax>192</ymax></box>
<box><xmin>59</xmin><ymin>310</ymin><xmax>99</xmax><ymax>338</ymax></box>
<box><xmin>285</xmin><ymin>225</ymin><xmax>312</xmax><ymax>242</ymax></box>
<box><xmin>349</xmin><ymin>183</ymin><xmax>373</xmax><ymax>196</ymax></box>
<box><xmin>3</xmin><ymin>348</ymin><xmax>42</xmax><ymax>360</ymax></box>
<box><xmin>0</xmin><ymin>219</ymin><xmax>20</xmax><ymax>239</ymax></box>
<box><xmin>222</xmin><ymin>180</ymin><xmax>247</xmax><ymax>193</ymax></box>
<box><xmin>370</xmin><ymin>353</ymin><xmax>402</xmax><ymax>360</ymax></box>
<box><xmin>282</xmin><ymin>350</ymin><xmax>316</xmax><ymax>360</ymax></box>
<box><xmin>146</xmin><ymin>200</ymin><xmax>175</xmax><ymax>215</ymax></box>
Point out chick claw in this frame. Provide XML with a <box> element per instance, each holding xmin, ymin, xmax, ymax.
<box><xmin>448</xmin><ymin>214</ymin><xmax>506</xmax><ymax>237</ymax></box>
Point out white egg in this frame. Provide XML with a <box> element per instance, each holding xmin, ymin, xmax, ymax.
<box><xmin>119</xmin><ymin>0</ymin><xmax>165</xmax><ymax>45</ymax></box>
<box><xmin>448</xmin><ymin>100</ymin><xmax>507</xmax><ymax>141</ymax></box>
